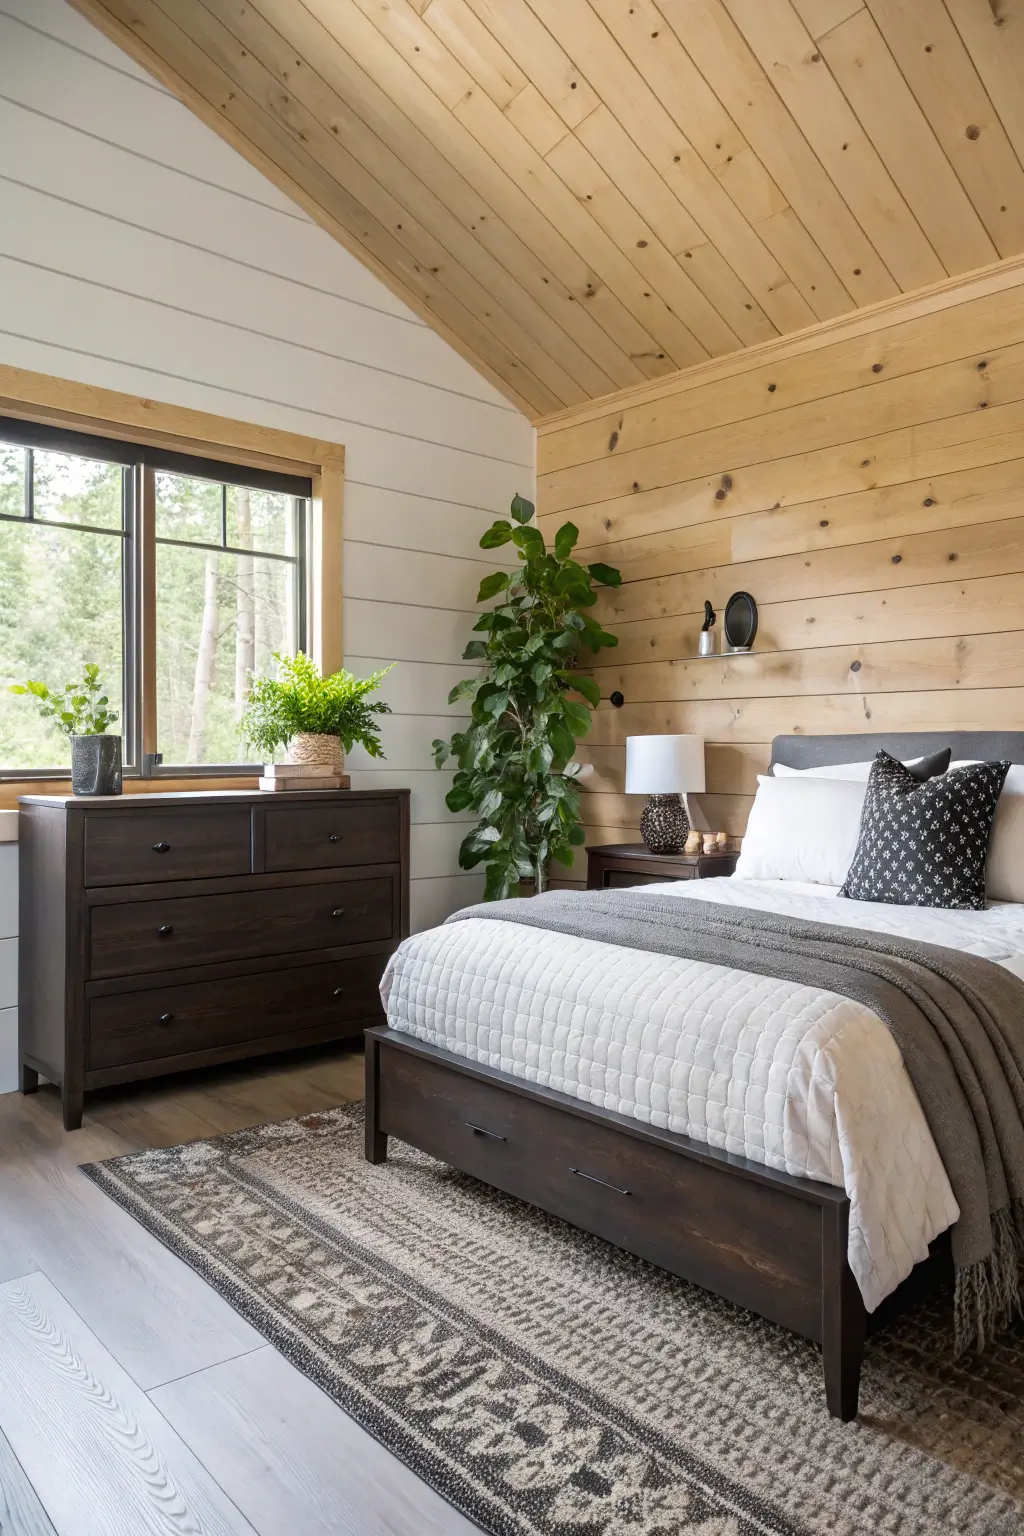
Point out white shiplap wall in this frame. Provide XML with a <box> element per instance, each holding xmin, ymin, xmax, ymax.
<box><xmin>0</xmin><ymin>0</ymin><xmax>535</xmax><ymax>1090</ymax></box>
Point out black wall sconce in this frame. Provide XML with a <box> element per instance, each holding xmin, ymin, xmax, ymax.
<box><xmin>723</xmin><ymin>591</ymin><xmax>758</xmax><ymax>652</ymax></box>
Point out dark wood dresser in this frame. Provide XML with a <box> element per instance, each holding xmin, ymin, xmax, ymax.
<box><xmin>18</xmin><ymin>788</ymin><xmax>409</xmax><ymax>1129</ymax></box>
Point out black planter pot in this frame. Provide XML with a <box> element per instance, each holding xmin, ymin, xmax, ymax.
<box><xmin>71</xmin><ymin>734</ymin><xmax>122</xmax><ymax>796</ymax></box>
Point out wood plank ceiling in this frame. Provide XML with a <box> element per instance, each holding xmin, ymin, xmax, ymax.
<box><xmin>72</xmin><ymin>0</ymin><xmax>1024</xmax><ymax>419</ymax></box>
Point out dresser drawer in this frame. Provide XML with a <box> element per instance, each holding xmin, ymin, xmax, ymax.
<box><xmin>89</xmin><ymin>876</ymin><xmax>395</xmax><ymax>979</ymax></box>
<box><xmin>85</xmin><ymin>807</ymin><xmax>252</xmax><ymax>887</ymax></box>
<box><xmin>264</xmin><ymin>799</ymin><xmax>400</xmax><ymax>872</ymax></box>
<box><xmin>88</xmin><ymin>956</ymin><xmax>386</xmax><ymax>1070</ymax></box>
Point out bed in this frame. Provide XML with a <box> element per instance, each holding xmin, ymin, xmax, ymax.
<box><xmin>364</xmin><ymin>731</ymin><xmax>1024</xmax><ymax>1420</ymax></box>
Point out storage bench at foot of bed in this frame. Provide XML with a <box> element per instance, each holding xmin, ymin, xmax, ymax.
<box><xmin>364</xmin><ymin>1025</ymin><xmax>938</xmax><ymax>1421</ymax></box>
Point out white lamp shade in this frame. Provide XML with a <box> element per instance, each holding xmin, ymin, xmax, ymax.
<box><xmin>625</xmin><ymin>734</ymin><xmax>705</xmax><ymax>795</ymax></box>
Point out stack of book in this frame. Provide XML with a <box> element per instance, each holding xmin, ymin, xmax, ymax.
<box><xmin>258</xmin><ymin>762</ymin><xmax>351</xmax><ymax>792</ymax></box>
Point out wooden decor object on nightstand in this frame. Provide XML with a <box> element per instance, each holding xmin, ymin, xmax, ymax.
<box><xmin>587</xmin><ymin>842</ymin><xmax>738</xmax><ymax>890</ymax></box>
<box><xmin>18</xmin><ymin>787</ymin><xmax>409</xmax><ymax>1130</ymax></box>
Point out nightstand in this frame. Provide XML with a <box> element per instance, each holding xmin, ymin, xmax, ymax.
<box><xmin>586</xmin><ymin>843</ymin><xmax>739</xmax><ymax>890</ymax></box>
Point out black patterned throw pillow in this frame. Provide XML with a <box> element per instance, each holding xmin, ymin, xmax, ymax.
<box><xmin>839</xmin><ymin>751</ymin><xmax>1010</xmax><ymax>910</ymax></box>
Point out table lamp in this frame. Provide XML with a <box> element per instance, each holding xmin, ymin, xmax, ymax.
<box><xmin>625</xmin><ymin>734</ymin><xmax>706</xmax><ymax>854</ymax></box>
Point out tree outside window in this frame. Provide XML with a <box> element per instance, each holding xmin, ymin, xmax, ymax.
<box><xmin>155</xmin><ymin>471</ymin><xmax>303</xmax><ymax>765</ymax></box>
<box><xmin>0</xmin><ymin>419</ymin><xmax>309</xmax><ymax>776</ymax></box>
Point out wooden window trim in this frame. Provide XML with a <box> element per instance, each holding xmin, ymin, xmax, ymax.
<box><xmin>0</xmin><ymin>364</ymin><xmax>344</xmax><ymax>809</ymax></box>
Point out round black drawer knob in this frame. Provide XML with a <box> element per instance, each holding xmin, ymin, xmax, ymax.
<box><xmin>328</xmin><ymin>834</ymin><xmax>340</xmax><ymax>844</ymax></box>
<box><xmin>333</xmin><ymin>986</ymin><xmax>344</xmax><ymax>997</ymax></box>
<box><xmin>158</xmin><ymin>1012</ymin><xmax>174</xmax><ymax>1025</ymax></box>
<box><xmin>331</xmin><ymin>908</ymin><xmax>345</xmax><ymax>918</ymax></box>
<box><xmin>152</xmin><ymin>842</ymin><xmax>170</xmax><ymax>853</ymax></box>
<box><xmin>157</xmin><ymin>924</ymin><xmax>174</xmax><ymax>936</ymax></box>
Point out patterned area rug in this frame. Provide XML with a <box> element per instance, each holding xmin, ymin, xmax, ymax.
<box><xmin>82</xmin><ymin>1104</ymin><xmax>1024</xmax><ymax>1536</ymax></box>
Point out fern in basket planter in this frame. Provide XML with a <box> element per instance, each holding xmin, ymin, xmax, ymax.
<box><xmin>433</xmin><ymin>494</ymin><xmax>621</xmax><ymax>900</ymax></box>
<box><xmin>241</xmin><ymin>652</ymin><xmax>393</xmax><ymax>772</ymax></box>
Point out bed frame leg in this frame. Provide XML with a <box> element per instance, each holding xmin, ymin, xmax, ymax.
<box><xmin>821</xmin><ymin>1203</ymin><xmax>865</xmax><ymax>1421</ymax></box>
<box><xmin>364</xmin><ymin>1032</ymin><xmax>388</xmax><ymax>1164</ymax></box>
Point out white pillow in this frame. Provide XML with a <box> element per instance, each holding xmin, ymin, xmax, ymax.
<box><xmin>735</xmin><ymin>775</ymin><xmax>866</xmax><ymax>885</ymax></box>
<box><xmin>950</xmin><ymin>761</ymin><xmax>1024</xmax><ymax>903</ymax></box>
<box><xmin>773</xmin><ymin>755</ymin><xmax>929</xmax><ymax>782</ymax></box>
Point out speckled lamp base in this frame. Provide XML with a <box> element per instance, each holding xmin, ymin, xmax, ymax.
<box><xmin>640</xmin><ymin>793</ymin><xmax>689</xmax><ymax>854</ymax></box>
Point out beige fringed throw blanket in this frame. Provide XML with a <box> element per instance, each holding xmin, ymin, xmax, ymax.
<box><xmin>449</xmin><ymin>890</ymin><xmax>1024</xmax><ymax>1352</ymax></box>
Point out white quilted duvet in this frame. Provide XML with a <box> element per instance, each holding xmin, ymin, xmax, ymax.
<box><xmin>381</xmin><ymin>879</ymin><xmax>1024</xmax><ymax>1312</ymax></box>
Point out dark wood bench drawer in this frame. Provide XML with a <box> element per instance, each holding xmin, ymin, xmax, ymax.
<box><xmin>378</xmin><ymin>1042</ymin><xmax>824</xmax><ymax>1339</ymax></box>
<box><xmin>89</xmin><ymin>876</ymin><xmax>395</xmax><ymax>979</ymax></box>
<box><xmin>85</xmin><ymin>807</ymin><xmax>252</xmax><ymax>886</ymax></box>
<box><xmin>88</xmin><ymin>956</ymin><xmax>386</xmax><ymax>1070</ymax></box>
<box><xmin>264</xmin><ymin>800</ymin><xmax>400</xmax><ymax>871</ymax></box>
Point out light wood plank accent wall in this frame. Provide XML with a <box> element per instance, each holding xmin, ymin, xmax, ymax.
<box><xmin>537</xmin><ymin>257</ymin><xmax>1024</xmax><ymax>865</ymax></box>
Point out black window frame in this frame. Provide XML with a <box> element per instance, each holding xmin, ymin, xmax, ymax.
<box><xmin>0</xmin><ymin>416</ymin><xmax>312</xmax><ymax>781</ymax></box>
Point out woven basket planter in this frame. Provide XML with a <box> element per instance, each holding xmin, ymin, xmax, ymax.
<box><xmin>284</xmin><ymin>732</ymin><xmax>344</xmax><ymax>772</ymax></box>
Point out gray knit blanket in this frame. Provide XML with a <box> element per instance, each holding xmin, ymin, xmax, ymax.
<box><xmin>448</xmin><ymin>889</ymin><xmax>1024</xmax><ymax>1351</ymax></box>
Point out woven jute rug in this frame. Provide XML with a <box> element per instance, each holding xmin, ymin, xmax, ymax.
<box><xmin>82</xmin><ymin>1103</ymin><xmax>1024</xmax><ymax>1536</ymax></box>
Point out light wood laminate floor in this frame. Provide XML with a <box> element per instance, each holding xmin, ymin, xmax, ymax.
<box><xmin>0</xmin><ymin>1043</ymin><xmax>478</xmax><ymax>1536</ymax></box>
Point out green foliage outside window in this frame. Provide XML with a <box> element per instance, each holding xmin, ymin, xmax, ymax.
<box><xmin>154</xmin><ymin>471</ymin><xmax>298</xmax><ymax>765</ymax></box>
<box><xmin>0</xmin><ymin>445</ymin><xmax>123</xmax><ymax>769</ymax></box>
<box><xmin>433</xmin><ymin>494</ymin><xmax>621</xmax><ymax>901</ymax></box>
<box><xmin>0</xmin><ymin>441</ymin><xmax>307</xmax><ymax>771</ymax></box>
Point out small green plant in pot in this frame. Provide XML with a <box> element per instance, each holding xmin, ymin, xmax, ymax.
<box><xmin>9</xmin><ymin>664</ymin><xmax>121</xmax><ymax>794</ymax></box>
<box><xmin>433</xmin><ymin>493</ymin><xmax>621</xmax><ymax>900</ymax></box>
<box><xmin>241</xmin><ymin>652</ymin><xmax>393</xmax><ymax>770</ymax></box>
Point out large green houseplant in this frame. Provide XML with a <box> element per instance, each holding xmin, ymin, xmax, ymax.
<box><xmin>433</xmin><ymin>494</ymin><xmax>621</xmax><ymax>900</ymax></box>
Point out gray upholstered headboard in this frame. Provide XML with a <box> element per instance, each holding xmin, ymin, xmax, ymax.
<box><xmin>769</xmin><ymin>732</ymin><xmax>1024</xmax><ymax>771</ymax></box>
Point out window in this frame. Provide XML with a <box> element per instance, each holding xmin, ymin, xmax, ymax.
<box><xmin>153</xmin><ymin>465</ymin><xmax>306</xmax><ymax>767</ymax></box>
<box><xmin>0</xmin><ymin>417</ymin><xmax>311</xmax><ymax>777</ymax></box>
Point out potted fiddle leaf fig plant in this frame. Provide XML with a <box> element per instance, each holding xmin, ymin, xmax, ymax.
<box><xmin>433</xmin><ymin>493</ymin><xmax>621</xmax><ymax>900</ymax></box>
<box><xmin>241</xmin><ymin>652</ymin><xmax>393</xmax><ymax>770</ymax></box>
<box><xmin>9</xmin><ymin>664</ymin><xmax>122</xmax><ymax>794</ymax></box>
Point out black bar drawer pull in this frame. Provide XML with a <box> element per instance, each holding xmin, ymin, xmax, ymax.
<box><xmin>152</xmin><ymin>842</ymin><xmax>170</xmax><ymax>853</ymax></box>
<box><xmin>331</xmin><ymin>907</ymin><xmax>346</xmax><ymax>918</ymax></box>
<box><xmin>158</xmin><ymin>1012</ymin><xmax>174</xmax><ymax>1025</ymax></box>
<box><xmin>570</xmin><ymin>1166</ymin><xmax>631</xmax><ymax>1196</ymax></box>
<box><xmin>157</xmin><ymin>924</ymin><xmax>174</xmax><ymax>936</ymax></box>
<box><xmin>466</xmin><ymin>1121</ymin><xmax>506</xmax><ymax>1141</ymax></box>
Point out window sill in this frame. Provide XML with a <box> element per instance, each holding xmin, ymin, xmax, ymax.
<box><xmin>0</xmin><ymin>776</ymin><xmax>255</xmax><ymax>814</ymax></box>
